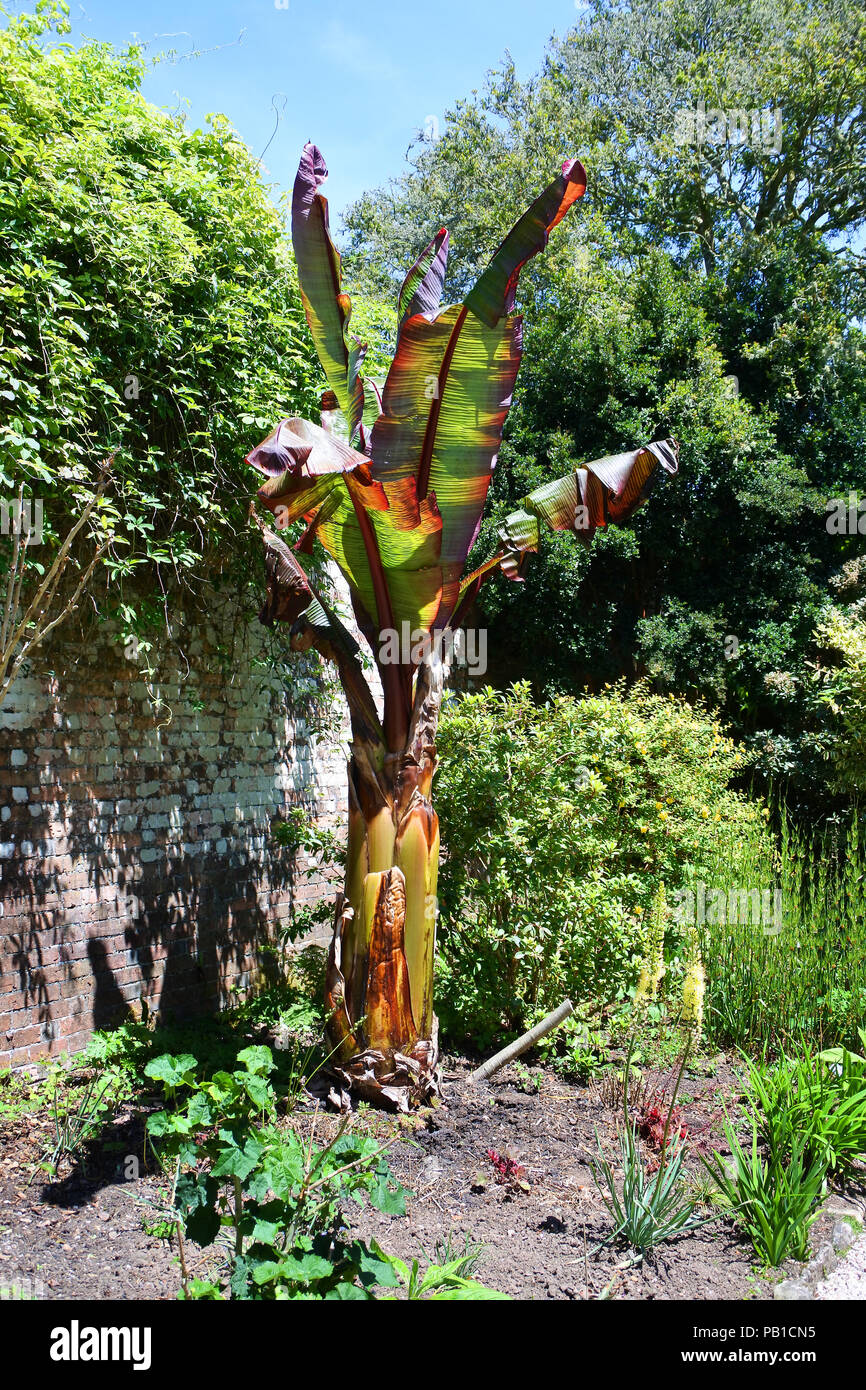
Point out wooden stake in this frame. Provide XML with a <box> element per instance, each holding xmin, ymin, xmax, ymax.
<box><xmin>467</xmin><ymin>999</ymin><xmax>574</xmax><ymax>1084</ymax></box>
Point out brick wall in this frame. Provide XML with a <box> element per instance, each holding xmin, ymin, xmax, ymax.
<box><xmin>0</xmin><ymin>601</ymin><xmax>352</xmax><ymax>1069</ymax></box>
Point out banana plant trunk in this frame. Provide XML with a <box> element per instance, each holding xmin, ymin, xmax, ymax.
<box><xmin>325</xmin><ymin>649</ymin><xmax>444</xmax><ymax>1109</ymax></box>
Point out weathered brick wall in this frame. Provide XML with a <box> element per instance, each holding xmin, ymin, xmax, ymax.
<box><xmin>0</xmin><ymin>604</ymin><xmax>352</xmax><ymax>1069</ymax></box>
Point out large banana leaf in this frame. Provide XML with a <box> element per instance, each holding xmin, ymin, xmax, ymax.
<box><xmin>370</xmin><ymin>305</ymin><xmax>522</xmax><ymax>627</ymax></box>
<box><xmin>397</xmin><ymin>228</ymin><xmax>449</xmax><ymax>328</ymax></box>
<box><xmin>368</xmin><ymin>160</ymin><xmax>588</xmax><ymax>630</ymax></box>
<box><xmin>249</xmin><ymin>422</ymin><xmax>445</xmax><ymax>639</ymax></box>
<box><xmin>255</xmin><ymin>150</ymin><xmax>674</xmax><ymax>662</ymax></box>
<box><xmin>464</xmin><ymin>158</ymin><xmax>587</xmax><ymax>326</ymax></box>
<box><xmin>246</xmin><ymin>419</ymin><xmax>389</xmax><ymax>538</ymax></box>
<box><xmin>316</xmin><ymin>477</ymin><xmax>444</xmax><ymax>637</ymax></box>
<box><xmin>453</xmin><ymin>438</ymin><xmax>679</xmax><ymax>621</ymax></box>
<box><xmin>292</xmin><ymin>143</ymin><xmax>366</xmax><ymax>441</ymax></box>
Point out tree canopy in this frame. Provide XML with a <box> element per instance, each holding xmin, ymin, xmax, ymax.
<box><xmin>343</xmin><ymin>0</ymin><xmax>866</xmax><ymax>811</ymax></box>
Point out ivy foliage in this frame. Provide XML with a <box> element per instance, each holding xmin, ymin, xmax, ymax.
<box><xmin>0</xmin><ymin>1</ymin><xmax>320</xmax><ymax>639</ymax></box>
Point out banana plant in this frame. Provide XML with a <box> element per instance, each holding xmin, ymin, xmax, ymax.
<box><xmin>247</xmin><ymin>143</ymin><xmax>678</xmax><ymax>1108</ymax></box>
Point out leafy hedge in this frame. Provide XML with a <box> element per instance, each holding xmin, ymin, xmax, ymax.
<box><xmin>0</xmin><ymin>2</ymin><xmax>320</xmax><ymax>647</ymax></box>
<box><xmin>434</xmin><ymin>681</ymin><xmax>773</xmax><ymax>1044</ymax></box>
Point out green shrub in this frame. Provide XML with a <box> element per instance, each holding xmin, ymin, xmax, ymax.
<box><xmin>810</xmin><ymin>603</ymin><xmax>866</xmax><ymax>795</ymax></box>
<box><xmin>146</xmin><ymin>1046</ymin><xmax>407</xmax><ymax>1300</ymax></box>
<box><xmin>146</xmin><ymin>1046</ymin><xmax>507</xmax><ymax>1300</ymax></box>
<box><xmin>745</xmin><ymin>1037</ymin><xmax>866</xmax><ymax>1182</ymax></box>
<box><xmin>434</xmin><ymin>681</ymin><xmax>772</xmax><ymax>1045</ymax></box>
<box><xmin>702</xmin><ymin>1118</ymin><xmax>827</xmax><ymax>1267</ymax></box>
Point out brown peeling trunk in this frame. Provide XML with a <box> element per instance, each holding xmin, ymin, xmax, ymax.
<box><xmin>324</xmin><ymin>649</ymin><xmax>444</xmax><ymax>1110</ymax></box>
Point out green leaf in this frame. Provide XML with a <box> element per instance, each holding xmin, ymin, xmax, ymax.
<box><xmin>212</xmin><ymin>1135</ymin><xmax>264</xmax><ymax>1182</ymax></box>
<box><xmin>343</xmin><ymin>1238</ymin><xmax>402</xmax><ymax>1288</ymax></box>
<box><xmin>426</xmin><ymin>1279</ymin><xmax>511</xmax><ymax>1300</ymax></box>
<box><xmin>367</xmin><ymin>1161</ymin><xmax>407</xmax><ymax>1217</ymax></box>
<box><xmin>253</xmin><ymin>1252</ymin><xmax>335</xmax><ymax>1286</ymax></box>
<box><xmin>144</xmin><ymin>1053</ymin><xmax>198</xmax><ymax>1090</ymax></box>
<box><xmin>176</xmin><ymin>1174</ymin><xmax>220</xmax><ymax>1247</ymax></box>
<box><xmin>241</xmin><ymin>1075</ymin><xmax>275</xmax><ymax>1111</ymax></box>
<box><xmin>179</xmin><ymin>1279</ymin><xmax>224</xmax><ymax>1300</ymax></box>
<box><xmin>291</xmin><ymin>143</ymin><xmax>365</xmax><ymax>439</ymax></box>
<box><xmin>236</xmin><ymin>1045</ymin><xmax>276</xmax><ymax>1076</ymax></box>
<box><xmin>250</xmin><ymin>1218</ymin><xmax>282</xmax><ymax>1245</ymax></box>
<box><xmin>324</xmin><ymin>1281</ymin><xmax>371</xmax><ymax>1300</ymax></box>
<box><xmin>230</xmin><ymin>1257</ymin><xmax>252</xmax><ymax>1300</ymax></box>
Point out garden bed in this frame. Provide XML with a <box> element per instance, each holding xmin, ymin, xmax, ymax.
<box><xmin>2</xmin><ymin>1053</ymin><xmax>861</xmax><ymax>1301</ymax></box>
<box><xmin>350</xmin><ymin>1059</ymin><xmax>776</xmax><ymax>1301</ymax></box>
<box><xmin>0</xmin><ymin>1086</ymin><xmax>178</xmax><ymax>1300</ymax></box>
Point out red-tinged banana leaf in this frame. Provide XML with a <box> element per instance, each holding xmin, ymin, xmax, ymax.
<box><xmin>251</xmin><ymin>437</ymin><xmax>444</xmax><ymax>645</ymax></box>
<box><xmin>464</xmin><ymin>158</ymin><xmax>587</xmax><ymax>328</ymax></box>
<box><xmin>249</xmin><ymin>421</ymin><xmax>446</xmax><ymax>644</ymax></box>
<box><xmin>314</xmin><ymin>476</ymin><xmax>445</xmax><ymax>638</ymax></box>
<box><xmin>453</xmin><ymin>438</ymin><xmax>679</xmax><ymax>622</ymax></box>
<box><xmin>248</xmin><ymin>416</ymin><xmax>413</xmax><ymax>643</ymax></box>
<box><xmin>258</xmin><ymin>527</ymin><xmax>383</xmax><ymax>742</ymax></box>
<box><xmin>292</xmin><ymin>143</ymin><xmax>366</xmax><ymax>440</ymax></box>
<box><xmin>370</xmin><ymin>160</ymin><xmax>588</xmax><ymax>631</ymax></box>
<box><xmin>247</xmin><ymin>417</ymin><xmax>388</xmax><ymax>527</ymax></box>
<box><xmin>257</xmin><ymin>524</ymin><xmax>350</xmax><ymax>640</ymax></box>
<box><xmin>370</xmin><ymin>306</ymin><xmax>524</xmax><ymax>628</ymax></box>
<box><xmin>397</xmin><ymin>228</ymin><xmax>449</xmax><ymax>329</ymax></box>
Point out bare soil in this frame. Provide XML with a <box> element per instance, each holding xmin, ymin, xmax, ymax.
<box><xmin>349</xmin><ymin>1057</ymin><xmax>767</xmax><ymax>1301</ymax></box>
<box><xmin>0</xmin><ymin>1053</ymin><xmax>856</xmax><ymax>1301</ymax></box>
<box><xmin>0</xmin><ymin>1097</ymin><xmax>179</xmax><ymax>1300</ymax></box>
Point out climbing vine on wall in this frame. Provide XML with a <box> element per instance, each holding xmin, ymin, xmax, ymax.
<box><xmin>0</xmin><ymin>2</ymin><xmax>321</xmax><ymax>664</ymax></box>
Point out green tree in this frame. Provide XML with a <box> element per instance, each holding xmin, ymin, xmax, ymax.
<box><xmin>342</xmin><ymin>0</ymin><xmax>866</xmax><ymax>810</ymax></box>
<box><xmin>345</xmin><ymin>0</ymin><xmax>866</xmax><ymax>297</ymax></box>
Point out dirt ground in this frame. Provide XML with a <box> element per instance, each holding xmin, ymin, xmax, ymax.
<box><xmin>0</xmin><ymin>1098</ymin><xmax>179</xmax><ymax>1300</ymax></box>
<box><xmin>0</xmin><ymin>1054</ymin><xmax>860</xmax><ymax>1301</ymax></box>
<box><xmin>350</xmin><ymin>1058</ymin><xmax>766</xmax><ymax>1301</ymax></box>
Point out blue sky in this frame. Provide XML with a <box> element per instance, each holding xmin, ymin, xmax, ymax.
<box><xmin>58</xmin><ymin>0</ymin><xmax>582</xmax><ymax>222</ymax></box>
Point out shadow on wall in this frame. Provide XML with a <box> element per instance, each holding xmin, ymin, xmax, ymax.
<box><xmin>0</xmin><ymin>604</ymin><xmax>346</xmax><ymax>1060</ymax></box>
<box><xmin>87</xmin><ymin>937</ymin><xmax>132</xmax><ymax>1029</ymax></box>
<box><xmin>3</xmin><ymin>830</ymin><xmax>293</xmax><ymax>1043</ymax></box>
